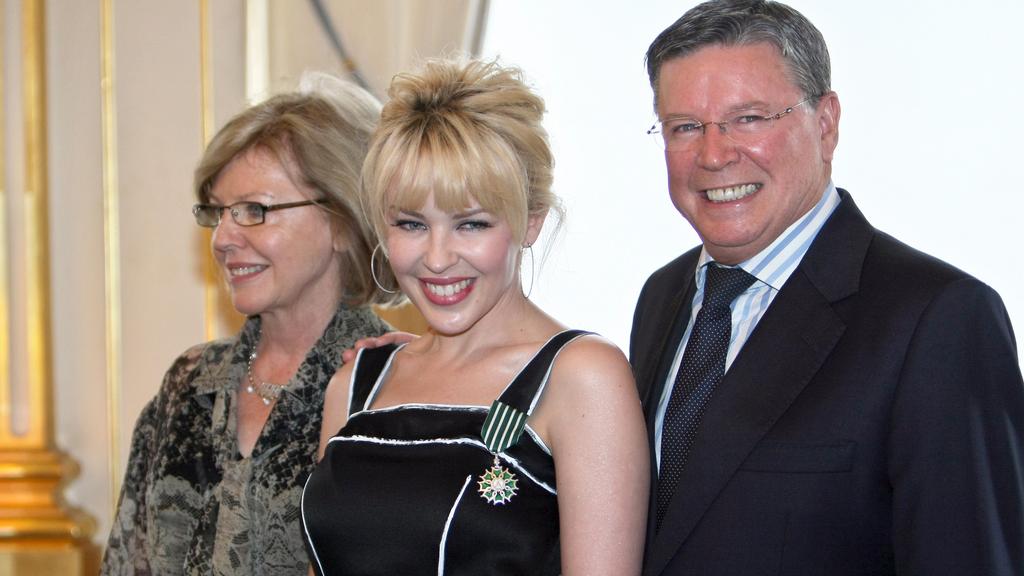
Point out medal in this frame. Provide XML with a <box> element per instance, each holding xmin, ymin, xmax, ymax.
<box><xmin>478</xmin><ymin>455</ymin><xmax>518</xmax><ymax>505</ymax></box>
<box><xmin>478</xmin><ymin>400</ymin><xmax>526</xmax><ymax>504</ymax></box>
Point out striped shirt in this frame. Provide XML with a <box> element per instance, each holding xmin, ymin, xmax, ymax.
<box><xmin>654</xmin><ymin>183</ymin><xmax>841</xmax><ymax>470</ymax></box>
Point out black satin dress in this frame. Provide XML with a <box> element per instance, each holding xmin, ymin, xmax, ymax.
<box><xmin>301</xmin><ymin>330</ymin><xmax>588</xmax><ymax>575</ymax></box>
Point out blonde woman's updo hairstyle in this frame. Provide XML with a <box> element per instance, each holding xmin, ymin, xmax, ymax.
<box><xmin>361</xmin><ymin>58</ymin><xmax>562</xmax><ymax>248</ymax></box>
<box><xmin>194</xmin><ymin>73</ymin><xmax>402</xmax><ymax>307</ymax></box>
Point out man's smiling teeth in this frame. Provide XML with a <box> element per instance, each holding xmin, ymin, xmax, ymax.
<box><xmin>426</xmin><ymin>279</ymin><xmax>472</xmax><ymax>297</ymax></box>
<box><xmin>705</xmin><ymin>183</ymin><xmax>759</xmax><ymax>203</ymax></box>
<box><xmin>230</xmin><ymin>265</ymin><xmax>265</xmax><ymax>276</ymax></box>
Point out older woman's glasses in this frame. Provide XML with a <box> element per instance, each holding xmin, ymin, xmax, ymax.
<box><xmin>647</xmin><ymin>96</ymin><xmax>816</xmax><ymax>152</ymax></box>
<box><xmin>192</xmin><ymin>200</ymin><xmax>319</xmax><ymax>228</ymax></box>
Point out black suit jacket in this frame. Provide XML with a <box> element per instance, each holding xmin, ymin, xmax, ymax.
<box><xmin>630</xmin><ymin>191</ymin><xmax>1024</xmax><ymax>575</ymax></box>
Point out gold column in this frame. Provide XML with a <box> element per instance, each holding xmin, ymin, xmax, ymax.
<box><xmin>101</xmin><ymin>0</ymin><xmax>123</xmax><ymax>511</ymax></box>
<box><xmin>199</xmin><ymin>0</ymin><xmax>221</xmax><ymax>341</ymax></box>
<box><xmin>0</xmin><ymin>0</ymin><xmax>94</xmax><ymax>573</ymax></box>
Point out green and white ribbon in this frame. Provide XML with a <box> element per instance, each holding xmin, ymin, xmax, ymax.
<box><xmin>481</xmin><ymin>400</ymin><xmax>527</xmax><ymax>453</ymax></box>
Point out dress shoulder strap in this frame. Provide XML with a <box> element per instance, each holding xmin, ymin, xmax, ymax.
<box><xmin>348</xmin><ymin>344</ymin><xmax>399</xmax><ymax>416</ymax></box>
<box><xmin>480</xmin><ymin>329</ymin><xmax>591</xmax><ymax>453</ymax></box>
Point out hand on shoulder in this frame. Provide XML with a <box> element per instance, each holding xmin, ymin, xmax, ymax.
<box><xmin>340</xmin><ymin>331</ymin><xmax>417</xmax><ymax>364</ymax></box>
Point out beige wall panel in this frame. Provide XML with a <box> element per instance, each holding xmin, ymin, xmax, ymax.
<box><xmin>114</xmin><ymin>0</ymin><xmax>207</xmax><ymax>474</ymax></box>
<box><xmin>266</xmin><ymin>0</ymin><xmax>339</xmax><ymax>95</ymax></box>
<box><xmin>209</xmin><ymin>0</ymin><xmax>248</xmax><ymax>136</ymax></box>
<box><xmin>47</xmin><ymin>0</ymin><xmax>251</xmax><ymax>545</ymax></box>
<box><xmin>47</xmin><ymin>0</ymin><xmax>110</xmax><ymax>542</ymax></box>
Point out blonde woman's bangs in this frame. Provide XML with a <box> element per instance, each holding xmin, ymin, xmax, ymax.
<box><xmin>380</xmin><ymin>117</ymin><xmax>530</xmax><ymax>240</ymax></box>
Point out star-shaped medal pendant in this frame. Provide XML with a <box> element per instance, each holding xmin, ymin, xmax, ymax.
<box><xmin>478</xmin><ymin>455</ymin><xmax>518</xmax><ymax>505</ymax></box>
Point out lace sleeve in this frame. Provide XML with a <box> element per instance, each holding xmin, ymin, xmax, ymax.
<box><xmin>100</xmin><ymin>395</ymin><xmax>159</xmax><ymax>576</ymax></box>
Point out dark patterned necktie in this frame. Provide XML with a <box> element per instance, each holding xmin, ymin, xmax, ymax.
<box><xmin>656</xmin><ymin>264</ymin><xmax>756</xmax><ymax>530</ymax></box>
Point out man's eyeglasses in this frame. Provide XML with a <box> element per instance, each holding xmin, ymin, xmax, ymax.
<box><xmin>647</xmin><ymin>96</ymin><xmax>818</xmax><ymax>152</ymax></box>
<box><xmin>192</xmin><ymin>200</ymin><xmax>320</xmax><ymax>228</ymax></box>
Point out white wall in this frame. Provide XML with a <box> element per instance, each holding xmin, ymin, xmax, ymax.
<box><xmin>482</xmin><ymin>0</ymin><xmax>1024</xmax><ymax>359</ymax></box>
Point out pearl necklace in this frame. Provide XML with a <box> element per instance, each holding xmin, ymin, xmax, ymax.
<box><xmin>245</xmin><ymin>329</ymin><xmax>288</xmax><ymax>406</ymax></box>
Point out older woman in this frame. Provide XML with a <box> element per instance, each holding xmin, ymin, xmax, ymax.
<box><xmin>102</xmin><ymin>76</ymin><xmax>399</xmax><ymax>575</ymax></box>
<box><xmin>301</xmin><ymin>59</ymin><xmax>649</xmax><ymax>576</ymax></box>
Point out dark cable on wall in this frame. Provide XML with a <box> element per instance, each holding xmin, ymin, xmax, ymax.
<box><xmin>308</xmin><ymin>0</ymin><xmax>373</xmax><ymax>93</ymax></box>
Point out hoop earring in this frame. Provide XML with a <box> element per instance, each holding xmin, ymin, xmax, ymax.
<box><xmin>521</xmin><ymin>244</ymin><xmax>535</xmax><ymax>299</ymax></box>
<box><xmin>370</xmin><ymin>243</ymin><xmax>397</xmax><ymax>294</ymax></box>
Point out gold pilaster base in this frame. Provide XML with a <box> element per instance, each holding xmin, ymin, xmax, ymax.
<box><xmin>0</xmin><ymin>545</ymin><xmax>83</xmax><ymax>576</ymax></box>
<box><xmin>0</xmin><ymin>450</ymin><xmax>95</xmax><ymax>576</ymax></box>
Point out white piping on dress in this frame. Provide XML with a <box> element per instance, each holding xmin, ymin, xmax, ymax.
<box><xmin>350</xmin><ymin>403</ymin><xmax>488</xmax><ymax>418</ymax></box>
<box><xmin>526</xmin><ymin>331</ymin><xmax>589</xmax><ymax>414</ymax></box>
<box><xmin>360</xmin><ymin>343</ymin><xmax>408</xmax><ymax>412</ymax></box>
<box><xmin>300</xmin><ymin>472</ymin><xmax>325</xmax><ymax>575</ymax></box>
<box><xmin>327</xmin><ymin>434</ymin><xmax>557</xmax><ymax>495</ymax></box>
<box><xmin>524</xmin><ymin>426</ymin><xmax>553</xmax><ymax>456</ymax></box>
<box><xmin>345</xmin><ymin>348</ymin><xmax>363</xmax><ymax>420</ymax></box>
<box><xmin>437</xmin><ymin>475</ymin><xmax>473</xmax><ymax>576</ymax></box>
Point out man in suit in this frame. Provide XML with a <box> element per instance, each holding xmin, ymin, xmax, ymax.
<box><xmin>631</xmin><ymin>1</ymin><xmax>1024</xmax><ymax>574</ymax></box>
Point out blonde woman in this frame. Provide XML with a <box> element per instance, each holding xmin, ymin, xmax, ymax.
<box><xmin>302</xmin><ymin>59</ymin><xmax>648</xmax><ymax>576</ymax></box>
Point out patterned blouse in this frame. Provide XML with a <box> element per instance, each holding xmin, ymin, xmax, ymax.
<box><xmin>102</xmin><ymin>304</ymin><xmax>390</xmax><ymax>576</ymax></box>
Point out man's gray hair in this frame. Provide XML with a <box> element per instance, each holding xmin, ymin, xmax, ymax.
<box><xmin>645</xmin><ymin>0</ymin><xmax>831</xmax><ymax>108</ymax></box>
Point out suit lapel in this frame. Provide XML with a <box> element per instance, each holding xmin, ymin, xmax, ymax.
<box><xmin>635</xmin><ymin>258</ymin><xmax>699</xmax><ymax>554</ymax></box>
<box><xmin>644</xmin><ymin>191</ymin><xmax>872</xmax><ymax>576</ymax></box>
<box><xmin>635</xmin><ymin>254</ymin><xmax>700</xmax><ymax>421</ymax></box>
<box><xmin>646</xmin><ymin>270</ymin><xmax>846</xmax><ymax>574</ymax></box>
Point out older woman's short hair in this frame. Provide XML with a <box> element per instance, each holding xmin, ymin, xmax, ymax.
<box><xmin>361</xmin><ymin>58</ymin><xmax>562</xmax><ymax>256</ymax></box>
<box><xmin>194</xmin><ymin>74</ymin><xmax>402</xmax><ymax>307</ymax></box>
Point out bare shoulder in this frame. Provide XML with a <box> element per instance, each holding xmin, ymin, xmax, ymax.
<box><xmin>535</xmin><ymin>334</ymin><xmax>637</xmax><ymax>427</ymax></box>
<box><xmin>535</xmin><ymin>332</ymin><xmax>647</xmax><ymax>483</ymax></box>
<box><xmin>550</xmin><ymin>334</ymin><xmax>634</xmax><ymax>393</ymax></box>
<box><xmin>324</xmin><ymin>360</ymin><xmax>355</xmax><ymax>410</ymax></box>
<box><xmin>319</xmin><ymin>360</ymin><xmax>356</xmax><ymax>459</ymax></box>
